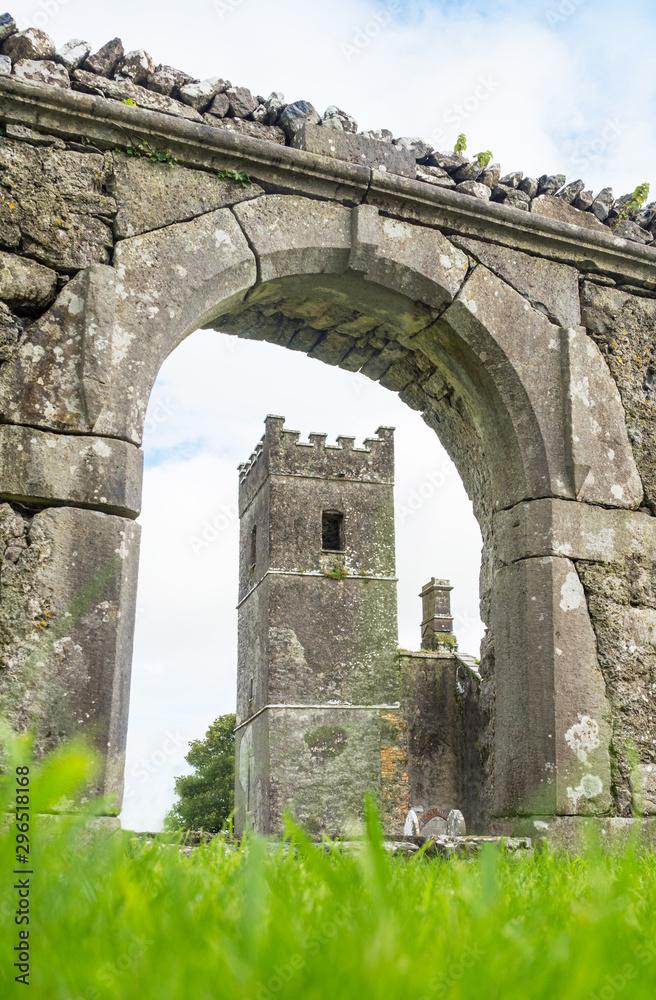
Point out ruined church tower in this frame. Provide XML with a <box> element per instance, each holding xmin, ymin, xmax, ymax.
<box><xmin>234</xmin><ymin>416</ymin><xmax>401</xmax><ymax>835</ymax></box>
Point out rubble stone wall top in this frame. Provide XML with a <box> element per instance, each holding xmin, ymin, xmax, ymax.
<box><xmin>2</xmin><ymin>14</ymin><xmax>656</xmax><ymax>248</ymax></box>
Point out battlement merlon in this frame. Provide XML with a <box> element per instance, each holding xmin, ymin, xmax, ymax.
<box><xmin>239</xmin><ymin>415</ymin><xmax>395</xmax><ymax>514</ymax></box>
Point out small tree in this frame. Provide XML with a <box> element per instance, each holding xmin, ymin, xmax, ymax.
<box><xmin>165</xmin><ymin>713</ymin><xmax>236</xmax><ymax>833</ymax></box>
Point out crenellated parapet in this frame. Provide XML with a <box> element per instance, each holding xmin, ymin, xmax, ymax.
<box><xmin>238</xmin><ymin>415</ymin><xmax>394</xmax><ymax>515</ymax></box>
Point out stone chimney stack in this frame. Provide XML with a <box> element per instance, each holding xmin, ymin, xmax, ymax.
<box><xmin>420</xmin><ymin>578</ymin><xmax>454</xmax><ymax>650</ymax></box>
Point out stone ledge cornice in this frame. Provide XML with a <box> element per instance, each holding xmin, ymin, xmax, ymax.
<box><xmin>2</xmin><ymin>76</ymin><xmax>656</xmax><ymax>284</ymax></box>
<box><xmin>368</xmin><ymin>169</ymin><xmax>656</xmax><ymax>285</ymax></box>
<box><xmin>0</xmin><ymin>76</ymin><xmax>370</xmax><ymax>203</ymax></box>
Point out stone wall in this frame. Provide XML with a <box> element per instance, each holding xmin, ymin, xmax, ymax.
<box><xmin>1</xmin><ymin>26</ymin><xmax>656</xmax><ymax>832</ymax></box>
<box><xmin>2</xmin><ymin>15</ymin><xmax>656</xmax><ymax>245</ymax></box>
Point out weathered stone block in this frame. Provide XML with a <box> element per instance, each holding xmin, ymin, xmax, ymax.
<box><xmin>321</xmin><ymin>106</ymin><xmax>358</xmax><ymax>133</ymax></box>
<box><xmin>494</xmin><ymin>498</ymin><xmax>656</xmax><ymax>567</ymax></box>
<box><xmin>580</xmin><ymin>281</ymin><xmax>656</xmax><ymax>512</ymax></box>
<box><xmin>226</xmin><ymin>85</ymin><xmax>258</xmax><ymax>119</ymax></box>
<box><xmin>72</xmin><ymin>69</ymin><xmax>204</xmax><ymax>122</ymax></box>
<box><xmin>0</xmin><ymin>424</ymin><xmax>143</xmax><ymax>517</ymax></box>
<box><xmin>110</xmin><ymin>154</ymin><xmax>263</xmax><ymax>239</ymax></box>
<box><xmin>4</xmin><ymin>123</ymin><xmax>64</xmax><ymax>147</ymax></box>
<box><xmin>146</xmin><ymin>63</ymin><xmax>195</xmax><ymax>96</ymax></box>
<box><xmin>0</xmin><ymin>504</ymin><xmax>140</xmax><ymax>805</ymax></box>
<box><xmin>0</xmin><ymin>138</ymin><xmax>115</xmax><ymax>270</ymax></box>
<box><xmin>576</xmin><ymin>559</ymin><xmax>656</xmax><ymax>815</ymax></box>
<box><xmin>201</xmin><ymin>115</ymin><xmax>286</xmax><ymax>144</ymax></box>
<box><xmin>451</xmin><ymin>235</ymin><xmax>581</xmax><ymax>327</ymax></box>
<box><xmin>378</xmin><ymin>359</ymin><xmax>418</xmax><ymax>392</ymax></box>
<box><xmin>531</xmin><ymin>194</ymin><xmax>607</xmax><ymax>231</ymax></box>
<box><xmin>309</xmin><ymin>330</ymin><xmax>355</xmax><ymax>365</ymax></box>
<box><xmin>456</xmin><ymin>180</ymin><xmax>491</xmax><ymax>202</ymax></box>
<box><xmin>0</xmin><ymin>302</ymin><xmax>24</xmax><ymax>364</ymax></box>
<box><xmin>278</xmin><ymin>100</ymin><xmax>320</xmax><ymax>139</ymax></box>
<box><xmin>233</xmin><ymin>195</ymin><xmax>352</xmax><ymax>282</ymax></box>
<box><xmin>177</xmin><ymin>77</ymin><xmax>227</xmax><ymax>111</ymax></box>
<box><xmin>54</xmin><ymin>39</ymin><xmax>91</xmax><ymax>72</ymax></box>
<box><xmin>416</xmin><ymin>165</ymin><xmax>455</xmax><ymax>188</ymax></box>
<box><xmin>491</xmin><ymin>186</ymin><xmax>530</xmax><ymax>210</ymax></box>
<box><xmin>0</xmin><ymin>265</ymin><xmax>115</xmax><ymax>434</ymax></box>
<box><xmin>116</xmin><ymin>49</ymin><xmax>155</xmax><ymax>85</ymax></box>
<box><xmin>492</xmin><ymin>555</ymin><xmax>611</xmax><ymax>816</ymax></box>
<box><xmin>2</xmin><ymin>27</ymin><xmax>55</xmax><ymax>63</ymax></box>
<box><xmin>82</xmin><ymin>37</ymin><xmax>124</xmax><ymax>77</ymax></box>
<box><xmin>13</xmin><ymin>59</ymin><xmax>70</xmax><ymax>90</ymax></box>
<box><xmin>362</xmin><ymin>213</ymin><xmax>468</xmax><ymax>311</ymax></box>
<box><xmin>0</xmin><ymin>250</ymin><xmax>57</xmax><ymax>314</ymax></box>
<box><xmin>206</xmin><ymin>92</ymin><xmax>229</xmax><ymax>118</ymax></box>
<box><xmin>562</xmin><ymin>325</ymin><xmax>643</xmax><ymax>507</ymax></box>
<box><xmin>0</xmin><ymin>13</ymin><xmax>16</xmax><ymax>43</ymax></box>
<box><xmin>610</xmin><ymin>217</ymin><xmax>653</xmax><ymax>244</ymax></box>
<box><xmin>292</xmin><ymin>122</ymin><xmax>415</xmax><ymax>177</ymax></box>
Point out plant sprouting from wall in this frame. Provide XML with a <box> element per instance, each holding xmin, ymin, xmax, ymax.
<box><xmin>324</xmin><ymin>556</ymin><xmax>347</xmax><ymax>581</ymax></box>
<box><xmin>216</xmin><ymin>168</ymin><xmax>252</xmax><ymax>187</ymax></box>
<box><xmin>119</xmin><ymin>140</ymin><xmax>177</xmax><ymax>165</ymax></box>
<box><xmin>618</xmin><ymin>182</ymin><xmax>650</xmax><ymax>220</ymax></box>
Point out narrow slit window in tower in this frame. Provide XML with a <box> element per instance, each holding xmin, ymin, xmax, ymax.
<box><xmin>322</xmin><ymin>511</ymin><xmax>344</xmax><ymax>551</ymax></box>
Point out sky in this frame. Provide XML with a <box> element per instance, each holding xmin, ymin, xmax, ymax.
<box><xmin>7</xmin><ymin>0</ymin><xmax>656</xmax><ymax>829</ymax></box>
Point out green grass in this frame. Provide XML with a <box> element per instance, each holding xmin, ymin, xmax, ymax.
<box><xmin>2</xmin><ymin>740</ymin><xmax>656</xmax><ymax>999</ymax></box>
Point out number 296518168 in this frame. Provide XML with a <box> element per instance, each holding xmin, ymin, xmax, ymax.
<box><xmin>15</xmin><ymin>766</ymin><xmax>30</xmax><ymax>865</ymax></box>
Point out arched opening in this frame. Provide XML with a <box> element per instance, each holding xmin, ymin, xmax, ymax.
<box><xmin>119</xmin><ymin>328</ymin><xmax>484</xmax><ymax>832</ymax></box>
<box><xmin>93</xmin><ymin>192</ymin><xmax>588</xmax><ymax>832</ymax></box>
<box><xmin>5</xmin><ymin>191</ymin><xmax>630</xmax><ymax>832</ymax></box>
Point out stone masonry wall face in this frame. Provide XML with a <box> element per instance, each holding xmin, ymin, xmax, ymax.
<box><xmin>1</xmin><ymin>45</ymin><xmax>656</xmax><ymax>826</ymax></box>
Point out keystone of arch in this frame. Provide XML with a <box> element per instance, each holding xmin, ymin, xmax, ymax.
<box><xmin>232</xmin><ymin>198</ymin><xmax>469</xmax><ymax>311</ymax></box>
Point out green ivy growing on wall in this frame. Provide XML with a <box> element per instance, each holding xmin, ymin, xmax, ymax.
<box><xmin>216</xmin><ymin>168</ymin><xmax>252</xmax><ymax>187</ymax></box>
<box><xmin>118</xmin><ymin>140</ymin><xmax>177</xmax><ymax>165</ymax></box>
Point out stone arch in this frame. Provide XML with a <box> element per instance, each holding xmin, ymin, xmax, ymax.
<box><xmin>0</xmin><ymin>190</ymin><xmax>649</xmax><ymax>832</ymax></box>
<box><xmin>5</xmin><ymin>193</ymin><xmax>632</xmax><ymax>509</ymax></box>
